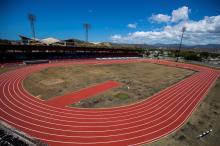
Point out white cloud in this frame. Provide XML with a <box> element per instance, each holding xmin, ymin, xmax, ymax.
<box><xmin>127</xmin><ymin>23</ymin><xmax>137</xmax><ymax>29</ymax></box>
<box><xmin>171</xmin><ymin>6</ymin><xmax>190</xmax><ymax>22</ymax></box>
<box><xmin>150</xmin><ymin>6</ymin><xmax>190</xmax><ymax>23</ymax></box>
<box><xmin>150</xmin><ymin>14</ymin><xmax>171</xmax><ymax>23</ymax></box>
<box><xmin>111</xmin><ymin>15</ymin><xmax>220</xmax><ymax>45</ymax></box>
<box><xmin>185</xmin><ymin>16</ymin><xmax>220</xmax><ymax>32</ymax></box>
<box><xmin>111</xmin><ymin>34</ymin><xmax>122</xmax><ymax>41</ymax></box>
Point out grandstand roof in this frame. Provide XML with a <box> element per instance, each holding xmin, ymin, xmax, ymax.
<box><xmin>41</xmin><ymin>37</ymin><xmax>61</xmax><ymax>45</ymax></box>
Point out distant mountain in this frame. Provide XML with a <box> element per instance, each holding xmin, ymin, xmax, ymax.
<box><xmin>153</xmin><ymin>43</ymin><xmax>220</xmax><ymax>49</ymax></box>
<box><xmin>108</xmin><ymin>43</ymin><xmax>156</xmax><ymax>49</ymax></box>
<box><xmin>153</xmin><ymin>44</ymin><xmax>180</xmax><ymax>48</ymax></box>
<box><xmin>1</xmin><ymin>37</ymin><xmax>220</xmax><ymax>51</ymax></box>
<box><xmin>189</xmin><ymin>44</ymin><xmax>220</xmax><ymax>49</ymax></box>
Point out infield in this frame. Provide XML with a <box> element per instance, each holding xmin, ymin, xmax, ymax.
<box><xmin>23</xmin><ymin>62</ymin><xmax>194</xmax><ymax>108</ymax></box>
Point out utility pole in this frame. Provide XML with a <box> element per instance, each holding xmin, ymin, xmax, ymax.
<box><xmin>83</xmin><ymin>23</ymin><xmax>91</xmax><ymax>42</ymax></box>
<box><xmin>177</xmin><ymin>27</ymin><xmax>186</xmax><ymax>62</ymax></box>
<box><xmin>28</xmin><ymin>13</ymin><xmax>36</xmax><ymax>40</ymax></box>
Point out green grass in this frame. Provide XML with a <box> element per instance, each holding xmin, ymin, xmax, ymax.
<box><xmin>114</xmin><ymin>93</ymin><xmax>130</xmax><ymax>100</ymax></box>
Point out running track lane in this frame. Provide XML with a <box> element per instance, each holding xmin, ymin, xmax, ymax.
<box><xmin>0</xmin><ymin>59</ymin><xmax>219</xmax><ymax>146</ymax></box>
<box><xmin>45</xmin><ymin>80</ymin><xmax>121</xmax><ymax>107</ymax></box>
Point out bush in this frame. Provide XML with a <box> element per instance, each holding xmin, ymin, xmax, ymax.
<box><xmin>200</xmin><ymin>52</ymin><xmax>209</xmax><ymax>59</ymax></box>
<box><xmin>179</xmin><ymin>51</ymin><xmax>202</xmax><ymax>61</ymax></box>
<box><xmin>178</xmin><ymin>135</ymin><xmax>186</xmax><ymax>141</ymax></box>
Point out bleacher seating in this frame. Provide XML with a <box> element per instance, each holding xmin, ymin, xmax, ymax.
<box><xmin>0</xmin><ymin>129</ymin><xmax>28</xmax><ymax>146</ymax></box>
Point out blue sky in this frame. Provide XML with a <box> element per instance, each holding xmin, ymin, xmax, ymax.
<box><xmin>0</xmin><ymin>0</ymin><xmax>220</xmax><ymax>44</ymax></box>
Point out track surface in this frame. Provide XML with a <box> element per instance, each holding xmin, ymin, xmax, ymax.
<box><xmin>0</xmin><ymin>59</ymin><xmax>219</xmax><ymax>146</ymax></box>
<box><xmin>45</xmin><ymin>80</ymin><xmax>121</xmax><ymax>107</ymax></box>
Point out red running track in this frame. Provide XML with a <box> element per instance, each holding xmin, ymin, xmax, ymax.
<box><xmin>45</xmin><ymin>80</ymin><xmax>121</xmax><ymax>107</ymax></box>
<box><xmin>0</xmin><ymin>59</ymin><xmax>219</xmax><ymax>146</ymax></box>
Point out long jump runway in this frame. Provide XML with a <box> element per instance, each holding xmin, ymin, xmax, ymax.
<box><xmin>0</xmin><ymin>59</ymin><xmax>219</xmax><ymax>146</ymax></box>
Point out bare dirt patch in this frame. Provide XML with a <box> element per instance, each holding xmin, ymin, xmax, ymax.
<box><xmin>40</xmin><ymin>78</ymin><xmax>64</xmax><ymax>86</ymax></box>
<box><xmin>23</xmin><ymin>62</ymin><xmax>194</xmax><ymax>108</ymax></box>
<box><xmin>145</xmin><ymin>77</ymin><xmax>220</xmax><ymax>146</ymax></box>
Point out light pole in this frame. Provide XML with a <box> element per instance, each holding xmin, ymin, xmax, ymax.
<box><xmin>28</xmin><ymin>13</ymin><xmax>36</xmax><ymax>40</ymax></box>
<box><xmin>83</xmin><ymin>23</ymin><xmax>91</xmax><ymax>42</ymax></box>
<box><xmin>177</xmin><ymin>27</ymin><xmax>186</xmax><ymax>62</ymax></box>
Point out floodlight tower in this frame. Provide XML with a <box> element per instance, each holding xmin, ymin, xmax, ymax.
<box><xmin>83</xmin><ymin>23</ymin><xmax>91</xmax><ymax>42</ymax></box>
<box><xmin>177</xmin><ymin>27</ymin><xmax>186</xmax><ymax>62</ymax></box>
<box><xmin>28</xmin><ymin>13</ymin><xmax>36</xmax><ymax>40</ymax></box>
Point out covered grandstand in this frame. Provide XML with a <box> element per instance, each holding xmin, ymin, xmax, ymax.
<box><xmin>0</xmin><ymin>44</ymin><xmax>144</xmax><ymax>63</ymax></box>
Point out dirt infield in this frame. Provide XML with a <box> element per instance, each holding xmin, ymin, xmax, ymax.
<box><xmin>23</xmin><ymin>62</ymin><xmax>194</xmax><ymax>108</ymax></box>
<box><xmin>0</xmin><ymin>59</ymin><xmax>219</xmax><ymax>146</ymax></box>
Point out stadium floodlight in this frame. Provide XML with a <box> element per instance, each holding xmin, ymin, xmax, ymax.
<box><xmin>177</xmin><ymin>27</ymin><xmax>186</xmax><ymax>62</ymax></box>
<box><xmin>28</xmin><ymin>13</ymin><xmax>36</xmax><ymax>40</ymax></box>
<box><xmin>83</xmin><ymin>23</ymin><xmax>91</xmax><ymax>42</ymax></box>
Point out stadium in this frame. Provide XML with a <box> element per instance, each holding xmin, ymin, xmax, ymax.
<box><xmin>1</xmin><ymin>1</ymin><xmax>220</xmax><ymax>146</ymax></box>
<box><xmin>1</xmin><ymin>41</ymin><xmax>220</xmax><ymax>145</ymax></box>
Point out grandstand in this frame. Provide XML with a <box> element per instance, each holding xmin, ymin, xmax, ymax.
<box><xmin>0</xmin><ymin>44</ymin><xmax>144</xmax><ymax>63</ymax></box>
